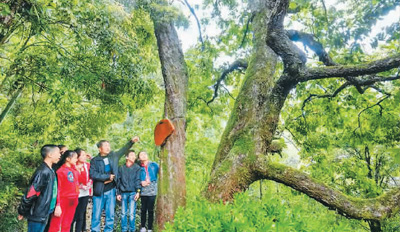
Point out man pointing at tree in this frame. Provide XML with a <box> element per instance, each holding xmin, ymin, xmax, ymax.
<box><xmin>90</xmin><ymin>136</ymin><xmax>140</xmax><ymax>232</ymax></box>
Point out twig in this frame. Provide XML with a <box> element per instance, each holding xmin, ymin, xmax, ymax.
<box><xmin>221</xmin><ymin>85</ymin><xmax>235</xmax><ymax>100</ymax></box>
<box><xmin>301</xmin><ymin>82</ymin><xmax>351</xmax><ymax>111</ymax></box>
<box><xmin>239</xmin><ymin>13</ymin><xmax>255</xmax><ymax>48</ymax></box>
<box><xmin>207</xmin><ymin>59</ymin><xmax>248</xmax><ymax>104</ymax></box>
<box><xmin>182</xmin><ymin>0</ymin><xmax>205</xmax><ymax>51</ymax></box>
<box><xmin>356</xmin><ymin>95</ymin><xmax>391</xmax><ymax>133</ymax></box>
<box><xmin>197</xmin><ymin>97</ymin><xmax>214</xmax><ymax>113</ymax></box>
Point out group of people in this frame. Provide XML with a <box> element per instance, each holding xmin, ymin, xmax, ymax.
<box><xmin>18</xmin><ymin>137</ymin><xmax>160</xmax><ymax>232</ymax></box>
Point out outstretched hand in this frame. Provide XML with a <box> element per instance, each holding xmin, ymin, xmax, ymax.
<box><xmin>131</xmin><ymin>136</ymin><xmax>140</xmax><ymax>143</ymax></box>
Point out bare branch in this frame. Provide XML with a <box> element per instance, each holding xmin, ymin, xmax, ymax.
<box><xmin>196</xmin><ymin>96</ymin><xmax>214</xmax><ymax>113</ymax></box>
<box><xmin>301</xmin><ymin>73</ymin><xmax>397</xmax><ymax>111</ymax></box>
<box><xmin>356</xmin><ymin>94</ymin><xmax>391</xmax><ymax>133</ymax></box>
<box><xmin>221</xmin><ymin>84</ymin><xmax>235</xmax><ymax>100</ymax></box>
<box><xmin>207</xmin><ymin>59</ymin><xmax>248</xmax><ymax>104</ymax></box>
<box><xmin>301</xmin><ymin>82</ymin><xmax>351</xmax><ymax>110</ymax></box>
<box><xmin>319</xmin><ymin>0</ymin><xmax>331</xmax><ymax>36</ymax></box>
<box><xmin>239</xmin><ymin>13</ymin><xmax>255</xmax><ymax>48</ymax></box>
<box><xmin>300</xmin><ymin>54</ymin><xmax>400</xmax><ymax>81</ymax></box>
<box><xmin>286</xmin><ymin>29</ymin><xmax>336</xmax><ymax>66</ymax></box>
<box><xmin>182</xmin><ymin>0</ymin><xmax>205</xmax><ymax>50</ymax></box>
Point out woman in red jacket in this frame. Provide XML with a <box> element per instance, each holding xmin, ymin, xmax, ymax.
<box><xmin>49</xmin><ymin>150</ymin><xmax>80</xmax><ymax>232</ymax></box>
<box><xmin>71</xmin><ymin>148</ymin><xmax>92</xmax><ymax>232</ymax></box>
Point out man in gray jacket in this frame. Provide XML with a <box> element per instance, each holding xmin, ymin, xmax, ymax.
<box><xmin>90</xmin><ymin>137</ymin><xmax>139</xmax><ymax>232</ymax></box>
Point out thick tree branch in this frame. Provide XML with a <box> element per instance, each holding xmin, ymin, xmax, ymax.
<box><xmin>266</xmin><ymin>1</ymin><xmax>306</xmax><ymax>75</ymax></box>
<box><xmin>207</xmin><ymin>59</ymin><xmax>248</xmax><ymax>104</ymax></box>
<box><xmin>286</xmin><ymin>29</ymin><xmax>336</xmax><ymax>66</ymax></box>
<box><xmin>254</xmin><ymin>162</ymin><xmax>400</xmax><ymax>220</ymax></box>
<box><xmin>300</xmin><ymin>54</ymin><xmax>400</xmax><ymax>81</ymax></box>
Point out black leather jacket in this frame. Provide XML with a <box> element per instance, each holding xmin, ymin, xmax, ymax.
<box><xmin>18</xmin><ymin>162</ymin><xmax>56</xmax><ymax>223</ymax></box>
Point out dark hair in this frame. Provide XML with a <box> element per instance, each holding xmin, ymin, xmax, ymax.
<box><xmin>125</xmin><ymin>150</ymin><xmax>135</xmax><ymax>158</ymax></box>
<box><xmin>96</xmin><ymin>140</ymin><xmax>109</xmax><ymax>148</ymax></box>
<box><xmin>55</xmin><ymin>150</ymin><xmax>77</xmax><ymax>171</ymax></box>
<box><xmin>40</xmin><ymin>145</ymin><xmax>58</xmax><ymax>159</ymax></box>
<box><xmin>58</xmin><ymin>145</ymin><xmax>67</xmax><ymax>149</ymax></box>
<box><xmin>75</xmin><ymin>148</ymin><xmax>85</xmax><ymax>157</ymax></box>
<box><xmin>58</xmin><ymin>145</ymin><xmax>67</xmax><ymax>154</ymax></box>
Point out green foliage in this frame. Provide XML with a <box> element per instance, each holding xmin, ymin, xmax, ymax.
<box><xmin>0</xmin><ymin>0</ymin><xmax>159</xmax><ymax>230</ymax></box>
<box><xmin>1</xmin><ymin>0</ymin><xmax>400</xmax><ymax>231</ymax></box>
<box><xmin>165</xmin><ymin>182</ymin><xmax>367</xmax><ymax>232</ymax></box>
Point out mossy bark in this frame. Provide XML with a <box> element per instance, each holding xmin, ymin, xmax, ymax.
<box><xmin>255</xmin><ymin>162</ymin><xmax>400</xmax><ymax>220</ymax></box>
<box><xmin>153</xmin><ymin>20</ymin><xmax>188</xmax><ymax>230</ymax></box>
<box><xmin>206</xmin><ymin>1</ymin><xmax>290</xmax><ymax>202</ymax></box>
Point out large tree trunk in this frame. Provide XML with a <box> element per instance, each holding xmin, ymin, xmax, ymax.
<box><xmin>205</xmin><ymin>0</ymin><xmax>289</xmax><ymax>203</ymax></box>
<box><xmin>153</xmin><ymin>20</ymin><xmax>188</xmax><ymax>230</ymax></box>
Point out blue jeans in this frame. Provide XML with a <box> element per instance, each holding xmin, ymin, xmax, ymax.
<box><xmin>121</xmin><ymin>192</ymin><xmax>137</xmax><ymax>232</ymax></box>
<box><xmin>91</xmin><ymin>188</ymin><xmax>116</xmax><ymax>232</ymax></box>
<box><xmin>28</xmin><ymin>221</ymin><xmax>46</xmax><ymax>232</ymax></box>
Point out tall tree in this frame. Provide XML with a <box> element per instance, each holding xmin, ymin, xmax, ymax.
<box><xmin>204</xmin><ymin>0</ymin><xmax>400</xmax><ymax>230</ymax></box>
<box><xmin>151</xmin><ymin>3</ymin><xmax>189</xmax><ymax>230</ymax></box>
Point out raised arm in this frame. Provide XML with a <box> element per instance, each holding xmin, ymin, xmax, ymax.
<box><xmin>115</xmin><ymin>136</ymin><xmax>140</xmax><ymax>159</ymax></box>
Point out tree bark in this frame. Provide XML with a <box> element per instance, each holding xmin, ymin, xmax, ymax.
<box><xmin>206</xmin><ymin>0</ymin><xmax>289</xmax><ymax>202</ymax></box>
<box><xmin>0</xmin><ymin>86</ymin><xmax>23</xmax><ymax>126</ymax></box>
<box><xmin>254</xmin><ymin>162</ymin><xmax>400</xmax><ymax>220</ymax></box>
<box><xmin>153</xmin><ymin>19</ymin><xmax>188</xmax><ymax>230</ymax></box>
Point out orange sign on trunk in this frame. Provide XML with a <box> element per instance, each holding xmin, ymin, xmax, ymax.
<box><xmin>154</xmin><ymin>119</ymin><xmax>175</xmax><ymax>146</ymax></box>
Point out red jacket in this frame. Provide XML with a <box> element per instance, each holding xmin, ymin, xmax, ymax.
<box><xmin>77</xmin><ymin>162</ymin><xmax>92</xmax><ymax>196</ymax></box>
<box><xmin>56</xmin><ymin>164</ymin><xmax>79</xmax><ymax>204</ymax></box>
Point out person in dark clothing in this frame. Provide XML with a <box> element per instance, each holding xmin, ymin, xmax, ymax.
<box><xmin>42</xmin><ymin>145</ymin><xmax>68</xmax><ymax>232</ymax></box>
<box><xmin>17</xmin><ymin>145</ymin><xmax>61</xmax><ymax>232</ymax></box>
<box><xmin>117</xmin><ymin>150</ymin><xmax>141</xmax><ymax>232</ymax></box>
<box><xmin>138</xmin><ymin>151</ymin><xmax>159</xmax><ymax>232</ymax></box>
<box><xmin>90</xmin><ymin>137</ymin><xmax>140</xmax><ymax>232</ymax></box>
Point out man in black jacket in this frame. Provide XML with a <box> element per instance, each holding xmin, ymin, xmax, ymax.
<box><xmin>17</xmin><ymin>145</ymin><xmax>61</xmax><ymax>232</ymax></box>
<box><xmin>116</xmin><ymin>150</ymin><xmax>141</xmax><ymax>232</ymax></box>
<box><xmin>90</xmin><ymin>137</ymin><xmax>139</xmax><ymax>232</ymax></box>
